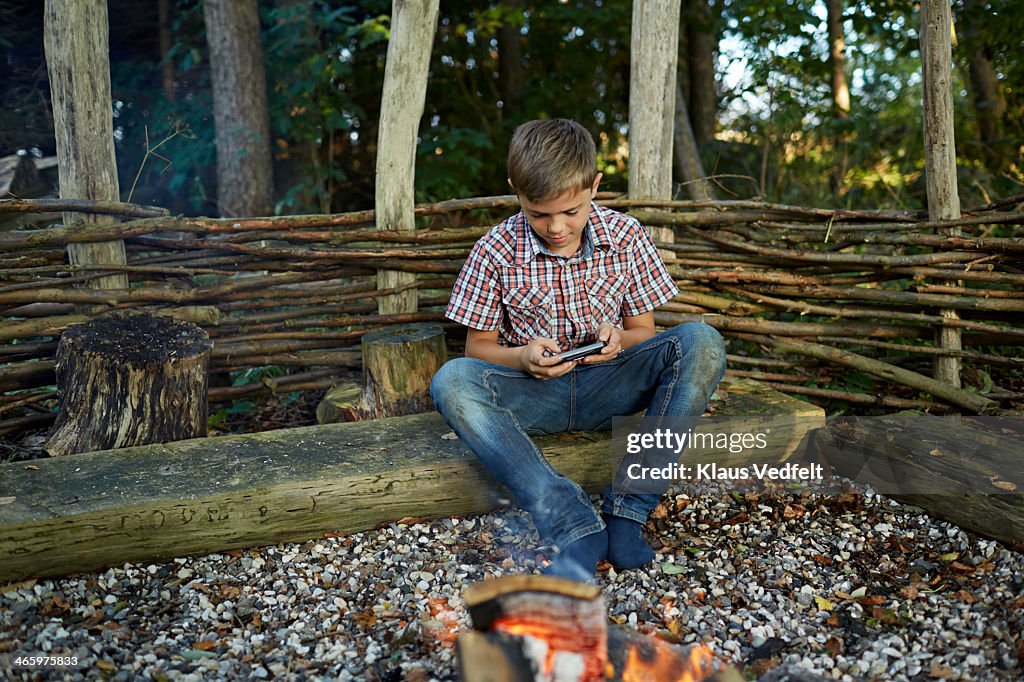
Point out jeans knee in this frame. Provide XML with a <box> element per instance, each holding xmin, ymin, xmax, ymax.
<box><xmin>430</xmin><ymin>357</ymin><xmax>484</xmax><ymax>410</ymax></box>
<box><xmin>669</xmin><ymin>322</ymin><xmax>726</xmax><ymax>370</ymax></box>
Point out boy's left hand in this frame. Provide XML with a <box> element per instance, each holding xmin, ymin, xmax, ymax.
<box><xmin>580</xmin><ymin>323</ymin><xmax>622</xmax><ymax>364</ymax></box>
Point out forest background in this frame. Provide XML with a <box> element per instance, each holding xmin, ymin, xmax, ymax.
<box><xmin>0</xmin><ymin>0</ymin><xmax>1021</xmax><ymax>219</ymax></box>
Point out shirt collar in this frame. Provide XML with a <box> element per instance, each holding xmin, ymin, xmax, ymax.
<box><xmin>513</xmin><ymin>203</ymin><xmax>616</xmax><ymax>264</ymax></box>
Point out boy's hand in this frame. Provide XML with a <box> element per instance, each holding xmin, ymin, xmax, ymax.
<box><xmin>519</xmin><ymin>337</ymin><xmax>577</xmax><ymax>379</ymax></box>
<box><xmin>580</xmin><ymin>324</ymin><xmax>623</xmax><ymax>364</ymax></box>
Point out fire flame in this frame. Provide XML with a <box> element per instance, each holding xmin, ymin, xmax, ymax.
<box><xmin>492</xmin><ymin>616</ymin><xmax>607</xmax><ymax>681</ymax></box>
<box><xmin>621</xmin><ymin>641</ymin><xmax>717</xmax><ymax>682</ymax></box>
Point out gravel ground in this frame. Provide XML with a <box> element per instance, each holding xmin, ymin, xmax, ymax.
<box><xmin>1</xmin><ymin>482</ymin><xmax>1022</xmax><ymax>681</ymax></box>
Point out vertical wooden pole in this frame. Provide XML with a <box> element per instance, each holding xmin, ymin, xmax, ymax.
<box><xmin>629</xmin><ymin>0</ymin><xmax>682</xmax><ymax>259</ymax></box>
<box><xmin>375</xmin><ymin>0</ymin><xmax>439</xmax><ymax>315</ymax></box>
<box><xmin>920</xmin><ymin>0</ymin><xmax>962</xmax><ymax>387</ymax></box>
<box><xmin>43</xmin><ymin>0</ymin><xmax>128</xmax><ymax>292</ymax></box>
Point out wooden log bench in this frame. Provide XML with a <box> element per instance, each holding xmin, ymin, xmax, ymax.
<box><xmin>814</xmin><ymin>415</ymin><xmax>1024</xmax><ymax>548</ymax></box>
<box><xmin>0</xmin><ymin>378</ymin><xmax>820</xmax><ymax>583</ymax></box>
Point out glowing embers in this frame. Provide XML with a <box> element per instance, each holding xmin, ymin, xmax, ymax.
<box><xmin>458</xmin><ymin>574</ymin><xmax>740</xmax><ymax>682</ymax></box>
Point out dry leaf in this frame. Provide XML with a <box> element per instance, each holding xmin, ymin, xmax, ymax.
<box><xmin>0</xmin><ymin>497</ymin><xmax>15</xmax><ymax>505</ymax></box>
<box><xmin>824</xmin><ymin>636</ymin><xmax>844</xmax><ymax>656</ymax></box>
<box><xmin>930</xmin><ymin>661</ymin><xmax>956</xmax><ymax>679</ymax></box>
<box><xmin>990</xmin><ymin>478</ymin><xmax>1018</xmax><ymax>491</ymax></box>
<box><xmin>899</xmin><ymin>585</ymin><xmax>920</xmax><ymax>600</ymax></box>
<box><xmin>815</xmin><ymin>596</ymin><xmax>834</xmax><ymax>612</ymax></box>
<box><xmin>955</xmin><ymin>589</ymin><xmax>978</xmax><ymax>604</ymax></box>
<box><xmin>218</xmin><ymin>584</ymin><xmax>241</xmax><ymax>599</ymax></box>
<box><xmin>782</xmin><ymin>504</ymin><xmax>805</xmax><ymax>519</ymax></box>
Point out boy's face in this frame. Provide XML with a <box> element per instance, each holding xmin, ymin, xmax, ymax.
<box><xmin>516</xmin><ymin>173</ymin><xmax>602</xmax><ymax>257</ymax></box>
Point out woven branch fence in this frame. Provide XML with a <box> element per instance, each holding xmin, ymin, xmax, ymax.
<box><xmin>1</xmin><ymin>193</ymin><xmax>1022</xmax><ymax>434</ymax></box>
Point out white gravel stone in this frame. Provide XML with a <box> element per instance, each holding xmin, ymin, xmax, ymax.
<box><xmin>0</xmin><ymin>480</ymin><xmax>1020</xmax><ymax>681</ymax></box>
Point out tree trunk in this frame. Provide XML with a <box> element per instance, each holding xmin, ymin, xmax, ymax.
<box><xmin>497</xmin><ymin>0</ymin><xmax>524</xmax><ymax>120</ymax></box>
<box><xmin>685</xmin><ymin>0</ymin><xmax>716</xmax><ymax>146</ymax></box>
<box><xmin>827</xmin><ymin>0</ymin><xmax>850</xmax><ymax>195</ymax></box>
<box><xmin>158</xmin><ymin>0</ymin><xmax>175</xmax><ymax>102</ymax></box>
<box><xmin>674</xmin><ymin>82</ymin><xmax>714</xmax><ymax>200</ymax></box>
<box><xmin>43</xmin><ymin>0</ymin><xmax>128</xmax><ymax>292</ymax></box>
<box><xmin>269</xmin><ymin>0</ymin><xmax>321</xmax><ymax>215</ymax></box>
<box><xmin>960</xmin><ymin>0</ymin><xmax>1007</xmax><ymax>174</ymax></box>
<box><xmin>629</xmin><ymin>0</ymin><xmax>681</xmax><ymax>259</ymax></box>
<box><xmin>203</xmin><ymin>0</ymin><xmax>274</xmax><ymax>217</ymax></box>
<box><xmin>375</xmin><ymin>0</ymin><xmax>439</xmax><ymax>314</ymax></box>
<box><xmin>44</xmin><ymin>312</ymin><xmax>212</xmax><ymax>456</ymax></box>
<box><xmin>920</xmin><ymin>0</ymin><xmax>962</xmax><ymax>388</ymax></box>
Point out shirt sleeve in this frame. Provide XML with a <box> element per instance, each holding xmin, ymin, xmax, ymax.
<box><xmin>621</xmin><ymin>222</ymin><xmax>679</xmax><ymax>317</ymax></box>
<box><xmin>445</xmin><ymin>240</ymin><xmax>503</xmax><ymax>330</ymax></box>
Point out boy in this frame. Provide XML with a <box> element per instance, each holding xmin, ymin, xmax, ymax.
<box><xmin>430</xmin><ymin>118</ymin><xmax>725</xmax><ymax>581</ymax></box>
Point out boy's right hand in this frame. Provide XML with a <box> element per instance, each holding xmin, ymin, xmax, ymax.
<box><xmin>519</xmin><ymin>337</ymin><xmax>576</xmax><ymax>380</ymax></box>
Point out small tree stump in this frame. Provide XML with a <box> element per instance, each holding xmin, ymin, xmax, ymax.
<box><xmin>44</xmin><ymin>312</ymin><xmax>213</xmax><ymax>456</ymax></box>
<box><xmin>317</xmin><ymin>322</ymin><xmax>446</xmax><ymax>423</ymax></box>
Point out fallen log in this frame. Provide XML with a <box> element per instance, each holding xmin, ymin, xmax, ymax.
<box><xmin>813</xmin><ymin>415</ymin><xmax>1024</xmax><ymax>547</ymax></box>
<box><xmin>0</xmin><ymin>378</ymin><xmax>821</xmax><ymax>582</ymax></box>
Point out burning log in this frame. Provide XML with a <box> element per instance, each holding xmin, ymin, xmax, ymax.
<box><xmin>458</xmin><ymin>575</ymin><xmax>743</xmax><ymax>682</ymax></box>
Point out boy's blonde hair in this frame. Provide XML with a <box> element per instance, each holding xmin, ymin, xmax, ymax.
<box><xmin>507</xmin><ymin>119</ymin><xmax>598</xmax><ymax>202</ymax></box>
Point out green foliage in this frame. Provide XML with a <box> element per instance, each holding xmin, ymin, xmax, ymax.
<box><xmin>418</xmin><ymin>0</ymin><xmax>633</xmax><ymax>199</ymax></box>
<box><xmin>4</xmin><ymin>0</ymin><xmax>1021</xmax><ymax>213</ymax></box>
<box><xmin>719</xmin><ymin>0</ymin><xmax>1021</xmax><ymax>208</ymax></box>
<box><xmin>231</xmin><ymin>365</ymin><xmax>287</xmax><ymax>387</ymax></box>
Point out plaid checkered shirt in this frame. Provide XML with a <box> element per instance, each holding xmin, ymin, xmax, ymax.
<box><xmin>445</xmin><ymin>203</ymin><xmax>679</xmax><ymax>348</ymax></box>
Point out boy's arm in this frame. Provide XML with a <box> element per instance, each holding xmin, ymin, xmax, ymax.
<box><xmin>465</xmin><ymin>328</ymin><xmax>576</xmax><ymax>379</ymax></box>
<box><xmin>580</xmin><ymin>311</ymin><xmax>657</xmax><ymax>364</ymax></box>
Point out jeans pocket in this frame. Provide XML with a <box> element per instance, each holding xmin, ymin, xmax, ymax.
<box><xmin>502</xmin><ymin>286</ymin><xmax>553</xmax><ymax>343</ymax></box>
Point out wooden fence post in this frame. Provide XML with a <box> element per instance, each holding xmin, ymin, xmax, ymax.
<box><xmin>920</xmin><ymin>0</ymin><xmax>962</xmax><ymax>387</ymax></box>
<box><xmin>629</xmin><ymin>0</ymin><xmax>682</xmax><ymax>260</ymax></box>
<box><xmin>375</xmin><ymin>0</ymin><xmax>440</xmax><ymax>314</ymax></box>
<box><xmin>43</xmin><ymin>0</ymin><xmax>128</xmax><ymax>292</ymax></box>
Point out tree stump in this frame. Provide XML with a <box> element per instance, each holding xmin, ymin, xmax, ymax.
<box><xmin>317</xmin><ymin>323</ymin><xmax>446</xmax><ymax>423</ymax></box>
<box><xmin>44</xmin><ymin>312</ymin><xmax>213</xmax><ymax>456</ymax></box>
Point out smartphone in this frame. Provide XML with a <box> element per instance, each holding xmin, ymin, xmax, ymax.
<box><xmin>551</xmin><ymin>340</ymin><xmax>607</xmax><ymax>363</ymax></box>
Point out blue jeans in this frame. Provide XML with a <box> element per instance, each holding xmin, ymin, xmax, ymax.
<box><xmin>429</xmin><ymin>322</ymin><xmax>726</xmax><ymax>550</ymax></box>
